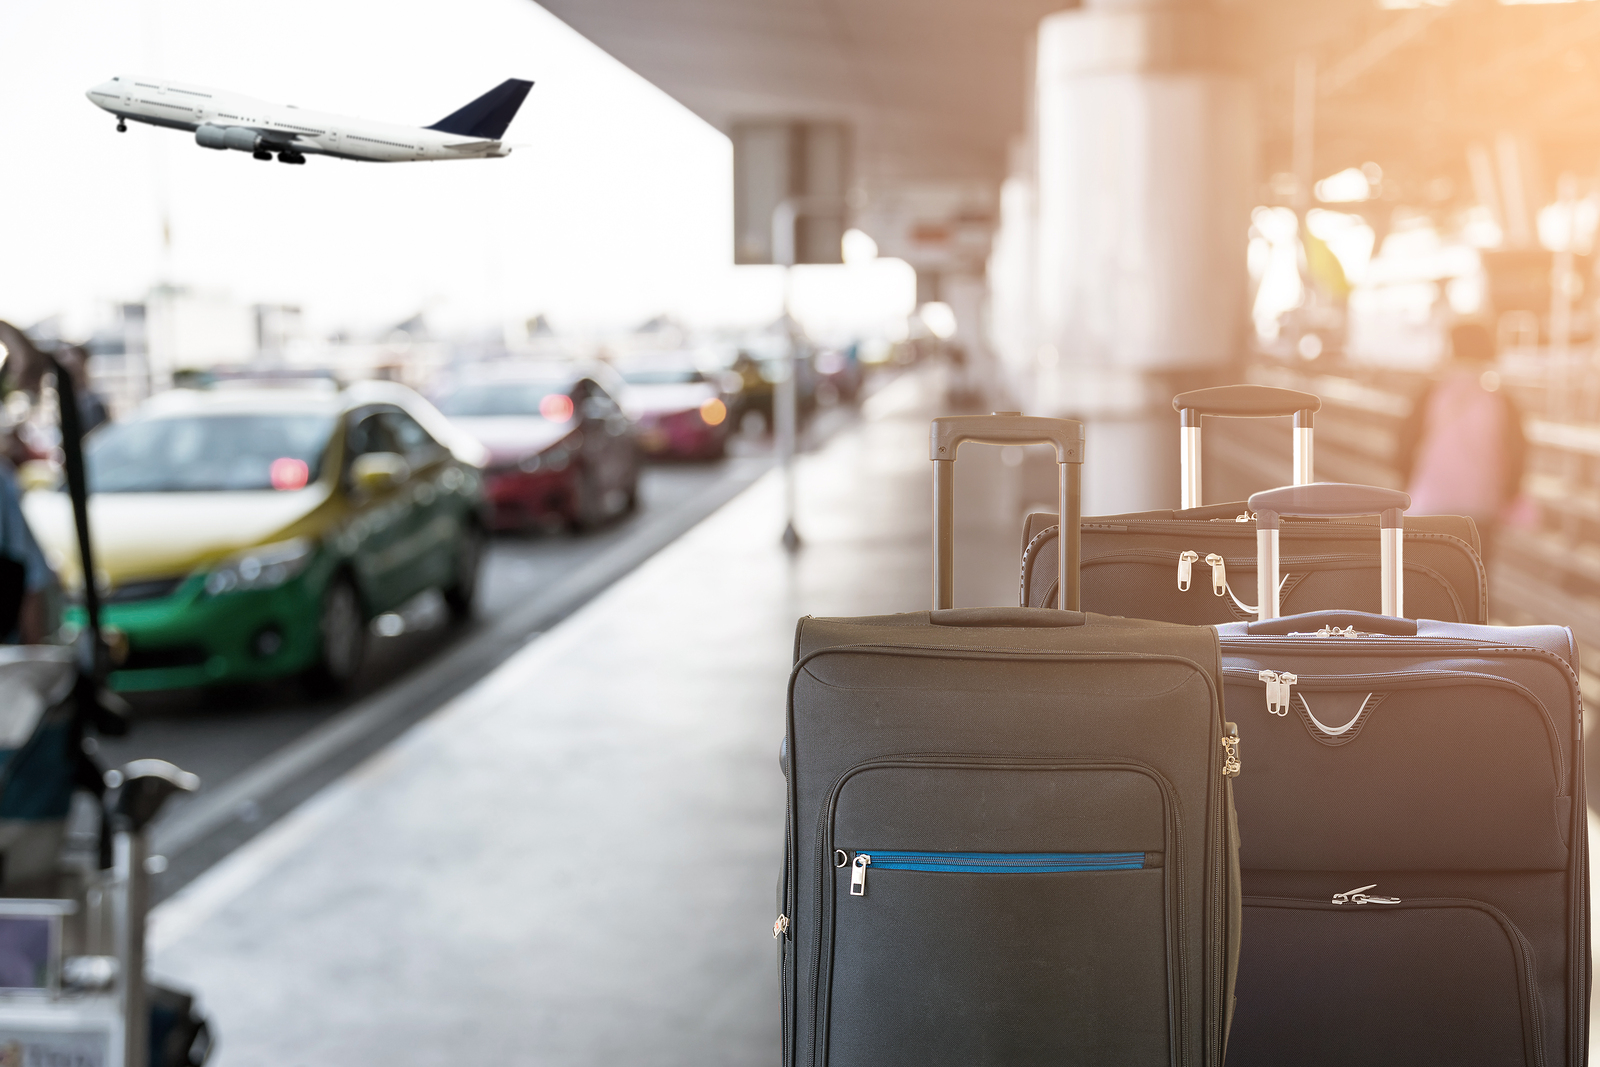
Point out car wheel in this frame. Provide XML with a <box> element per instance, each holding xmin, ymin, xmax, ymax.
<box><xmin>567</xmin><ymin>470</ymin><xmax>602</xmax><ymax>533</ymax></box>
<box><xmin>445</xmin><ymin>521</ymin><xmax>485</xmax><ymax>620</ymax></box>
<box><xmin>307</xmin><ymin>575</ymin><xmax>365</xmax><ymax>694</ymax></box>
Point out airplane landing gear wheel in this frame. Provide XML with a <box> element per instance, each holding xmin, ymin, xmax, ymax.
<box><xmin>253</xmin><ymin>150</ymin><xmax>273</xmax><ymax>161</ymax></box>
<box><xmin>116</xmin><ymin>120</ymin><xmax>126</xmax><ymax>132</ymax></box>
<box><xmin>277</xmin><ymin>151</ymin><xmax>306</xmax><ymax>165</ymax></box>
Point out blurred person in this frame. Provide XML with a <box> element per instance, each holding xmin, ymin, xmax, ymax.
<box><xmin>1397</xmin><ymin>322</ymin><xmax>1527</xmax><ymax>562</ymax></box>
<box><xmin>0</xmin><ymin>321</ymin><xmax>57</xmax><ymax>643</ymax></box>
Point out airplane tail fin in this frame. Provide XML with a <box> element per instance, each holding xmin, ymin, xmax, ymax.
<box><xmin>427</xmin><ymin>79</ymin><xmax>534</xmax><ymax>140</ymax></box>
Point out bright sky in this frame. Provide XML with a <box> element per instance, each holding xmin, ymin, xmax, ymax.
<box><xmin>0</xmin><ymin>0</ymin><xmax>913</xmax><ymax>340</ymax></box>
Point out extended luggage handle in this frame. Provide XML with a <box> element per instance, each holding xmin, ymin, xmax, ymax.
<box><xmin>931</xmin><ymin>413</ymin><xmax>1085</xmax><ymax>611</ymax></box>
<box><xmin>1249</xmin><ymin>483</ymin><xmax>1411</xmax><ymax>622</ymax></box>
<box><xmin>1174</xmin><ymin>385</ymin><xmax>1321</xmax><ymax>510</ymax></box>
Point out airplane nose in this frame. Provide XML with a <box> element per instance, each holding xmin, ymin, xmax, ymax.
<box><xmin>86</xmin><ymin>81</ymin><xmax>117</xmax><ymax>108</ymax></box>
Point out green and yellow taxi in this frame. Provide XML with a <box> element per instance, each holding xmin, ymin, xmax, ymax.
<box><xmin>22</xmin><ymin>379</ymin><xmax>489</xmax><ymax>692</ymax></box>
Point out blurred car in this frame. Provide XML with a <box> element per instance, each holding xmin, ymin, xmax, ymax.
<box><xmin>21</xmin><ymin>380</ymin><xmax>490</xmax><ymax>693</ymax></box>
<box><xmin>614</xmin><ymin>353</ymin><xmax>730</xmax><ymax>459</ymax></box>
<box><xmin>434</xmin><ymin>363</ymin><xmax>640</xmax><ymax>531</ymax></box>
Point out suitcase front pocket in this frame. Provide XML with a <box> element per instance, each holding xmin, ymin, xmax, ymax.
<box><xmin>1220</xmin><ymin>668</ymin><xmax>1568</xmax><ymax>870</ymax></box>
<box><xmin>1229</xmin><ymin>895</ymin><xmax>1545</xmax><ymax>1067</ymax></box>
<box><xmin>816</xmin><ymin>760</ymin><xmax>1184</xmax><ymax>1067</ymax></box>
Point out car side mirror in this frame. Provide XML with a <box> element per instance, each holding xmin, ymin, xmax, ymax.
<box><xmin>351</xmin><ymin>452</ymin><xmax>410</xmax><ymax>494</ymax></box>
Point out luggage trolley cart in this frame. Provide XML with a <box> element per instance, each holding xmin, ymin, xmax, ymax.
<box><xmin>0</xmin><ymin>344</ymin><xmax>210</xmax><ymax>1067</ymax></box>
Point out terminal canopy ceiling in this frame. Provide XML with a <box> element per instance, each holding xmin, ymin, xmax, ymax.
<box><xmin>537</xmin><ymin>0</ymin><xmax>1600</xmax><ymax>224</ymax></box>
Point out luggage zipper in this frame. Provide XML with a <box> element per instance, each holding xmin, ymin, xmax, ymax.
<box><xmin>1210</xmin><ymin>728</ymin><xmax>1231</xmax><ymax>1067</ymax></box>
<box><xmin>1257</xmin><ymin>670</ymin><xmax>1297</xmax><ymax>716</ymax></box>
<box><xmin>1177</xmin><ymin>550</ymin><xmax>1199</xmax><ymax>592</ymax></box>
<box><xmin>1331</xmin><ymin>883</ymin><xmax>1401</xmax><ymax>905</ymax></box>
<box><xmin>1160</xmin><ymin>549</ymin><xmax>1286</xmax><ymax>615</ymax></box>
<box><xmin>845</xmin><ymin>850</ymin><xmax>1152</xmax><ymax>898</ymax></box>
<box><xmin>1171</xmin><ymin>551</ymin><xmax>1231</xmax><ymax>600</ymax></box>
<box><xmin>1203</xmin><ymin>553</ymin><xmax>1229</xmax><ymax>597</ymax></box>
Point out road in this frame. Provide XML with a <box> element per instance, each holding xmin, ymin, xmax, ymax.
<box><xmin>98</xmin><ymin>452</ymin><xmax>774</xmax><ymax>904</ymax></box>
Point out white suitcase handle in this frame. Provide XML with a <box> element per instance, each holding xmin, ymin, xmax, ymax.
<box><xmin>1248</xmin><ymin>483</ymin><xmax>1412</xmax><ymax>622</ymax></box>
<box><xmin>1174</xmin><ymin>385</ymin><xmax>1321</xmax><ymax>510</ymax></box>
<box><xmin>931</xmin><ymin>413</ymin><xmax>1085</xmax><ymax>611</ymax></box>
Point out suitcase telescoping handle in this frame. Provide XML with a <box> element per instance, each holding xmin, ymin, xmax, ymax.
<box><xmin>1249</xmin><ymin>483</ymin><xmax>1412</xmax><ymax>622</ymax></box>
<box><xmin>931</xmin><ymin>413</ymin><xmax>1085</xmax><ymax>611</ymax></box>
<box><xmin>1173</xmin><ymin>385</ymin><xmax>1322</xmax><ymax>510</ymax></box>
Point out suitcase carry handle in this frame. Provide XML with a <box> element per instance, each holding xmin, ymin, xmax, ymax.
<box><xmin>1174</xmin><ymin>385</ymin><xmax>1322</xmax><ymax>510</ymax></box>
<box><xmin>1245</xmin><ymin>610</ymin><xmax>1418</xmax><ymax>637</ymax></box>
<box><xmin>1249</xmin><ymin>483</ymin><xmax>1412</xmax><ymax>622</ymax></box>
<box><xmin>931</xmin><ymin>413</ymin><xmax>1085</xmax><ymax>611</ymax></box>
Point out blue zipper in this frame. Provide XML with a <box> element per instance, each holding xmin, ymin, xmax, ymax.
<box><xmin>849</xmin><ymin>850</ymin><xmax>1149</xmax><ymax>897</ymax></box>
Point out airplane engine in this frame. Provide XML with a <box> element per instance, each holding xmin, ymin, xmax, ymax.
<box><xmin>194</xmin><ymin>125</ymin><xmax>261</xmax><ymax>152</ymax></box>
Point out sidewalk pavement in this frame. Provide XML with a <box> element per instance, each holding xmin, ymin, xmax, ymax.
<box><xmin>147</xmin><ymin>368</ymin><xmax>1024</xmax><ymax>1066</ymax></box>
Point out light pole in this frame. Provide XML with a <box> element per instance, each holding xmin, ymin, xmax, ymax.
<box><xmin>772</xmin><ymin>198</ymin><xmax>803</xmax><ymax>552</ymax></box>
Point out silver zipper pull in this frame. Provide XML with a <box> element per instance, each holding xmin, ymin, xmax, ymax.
<box><xmin>1333</xmin><ymin>884</ymin><xmax>1401</xmax><ymax>905</ymax></box>
<box><xmin>1313</xmin><ymin>625</ymin><xmax>1359</xmax><ymax>638</ymax></box>
<box><xmin>1221</xmin><ymin>723</ymin><xmax>1241</xmax><ymax>778</ymax></box>
<box><xmin>1258</xmin><ymin>670</ymin><xmax>1296</xmax><ymax>716</ymax></box>
<box><xmin>1204</xmin><ymin>553</ymin><xmax>1227</xmax><ymax>596</ymax></box>
<box><xmin>1177</xmin><ymin>551</ymin><xmax>1199</xmax><ymax>591</ymax></box>
<box><xmin>773</xmin><ymin>914</ymin><xmax>790</xmax><ymax>939</ymax></box>
<box><xmin>850</xmin><ymin>854</ymin><xmax>871</xmax><ymax>897</ymax></box>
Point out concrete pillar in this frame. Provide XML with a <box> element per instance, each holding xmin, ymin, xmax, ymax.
<box><xmin>1033</xmin><ymin>0</ymin><xmax>1255</xmax><ymax>513</ymax></box>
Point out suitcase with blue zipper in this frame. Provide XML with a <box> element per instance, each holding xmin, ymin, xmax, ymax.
<box><xmin>1215</xmin><ymin>482</ymin><xmax>1588</xmax><ymax>1066</ymax></box>
<box><xmin>779</xmin><ymin>413</ymin><xmax>1241</xmax><ymax>1067</ymax></box>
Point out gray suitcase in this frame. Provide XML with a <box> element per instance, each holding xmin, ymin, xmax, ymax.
<box><xmin>1018</xmin><ymin>385</ymin><xmax>1487</xmax><ymax>623</ymax></box>
<box><xmin>779</xmin><ymin>413</ymin><xmax>1241</xmax><ymax>1067</ymax></box>
<box><xmin>1216</xmin><ymin>483</ymin><xmax>1588</xmax><ymax>1066</ymax></box>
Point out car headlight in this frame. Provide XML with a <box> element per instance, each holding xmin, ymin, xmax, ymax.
<box><xmin>203</xmin><ymin>538</ymin><xmax>316</xmax><ymax>596</ymax></box>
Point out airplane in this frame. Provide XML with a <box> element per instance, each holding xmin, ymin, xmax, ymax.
<box><xmin>85</xmin><ymin>76</ymin><xmax>533</xmax><ymax>164</ymax></box>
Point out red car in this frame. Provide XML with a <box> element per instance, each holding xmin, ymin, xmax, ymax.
<box><xmin>614</xmin><ymin>354</ymin><xmax>731</xmax><ymax>460</ymax></box>
<box><xmin>435</xmin><ymin>364</ymin><xmax>640</xmax><ymax>532</ymax></box>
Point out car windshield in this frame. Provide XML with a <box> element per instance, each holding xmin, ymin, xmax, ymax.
<box><xmin>87</xmin><ymin>413</ymin><xmax>335</xmax><ymax>492</ymax></box>
<box><xmin>435</xmin><ymin>382</ymin><xmax>568</xmax><ymax>417</ymax></box>
<box><xmin>618</xmin><ymin>367</ymin><xmax>705</xmax><ymax>386</ymax></box>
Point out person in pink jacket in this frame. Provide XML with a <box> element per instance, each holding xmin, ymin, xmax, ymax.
<box><xmin>1397</xmin><ymin>323</ymin><xmax>1527</xmax><ymax>563</ymax></box>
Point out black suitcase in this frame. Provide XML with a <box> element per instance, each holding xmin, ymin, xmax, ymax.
<box><xmin>1018</xmin><ymin>385</ymin><xmax>1486</xmax><ymax>623</ymax></box>
<box><xmin>779</xmin><ymin>413</ymin><xmax>1241</xmax><ymax>1067</ymax></box>
<box><xmin>1215</xmin><ymin>482</ymin><xmax>1588</xmax><ymax>1066</ymax></box>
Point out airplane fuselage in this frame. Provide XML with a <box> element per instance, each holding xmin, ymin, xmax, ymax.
<box><xmin>86</xmin><ymin>76</ymin><xmax>517</xmax><ymax>162</ymax></box>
